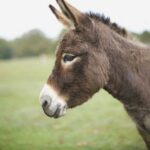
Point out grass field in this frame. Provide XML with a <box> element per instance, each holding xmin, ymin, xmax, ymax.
<box><xmin>0</xmin><ymin>57</ymin><xmax>146</xmax><ymax>150</ymax></box>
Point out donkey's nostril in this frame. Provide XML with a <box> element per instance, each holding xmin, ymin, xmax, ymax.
<box><xmin>41</xmin><ymin>95</ymin><xmax>52</xmax><ymax>108</ymax></box>
<box><xmin>42</xmin><ymin>100</ymin><xmax>48</xmax><ymax>108</ymax></box>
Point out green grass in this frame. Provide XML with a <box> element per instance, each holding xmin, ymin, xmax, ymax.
<box><xmin>0</xmin><ymin>57</ymin><xmax>146</xmax><ymax>150</ymax></box>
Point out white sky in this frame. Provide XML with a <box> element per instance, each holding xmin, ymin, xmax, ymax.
<box><xmin>0</xmin><ymin>0</ymin><xmax>150</xmax><ymax>40</ymax></box>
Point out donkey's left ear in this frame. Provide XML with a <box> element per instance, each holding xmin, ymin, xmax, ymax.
<box><xmin>56</xmin><ymin>0</ymin><xmax>91</xmax><ymax>28</ymax></box>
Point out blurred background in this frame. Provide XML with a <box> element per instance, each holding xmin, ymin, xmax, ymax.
<box><xmin>0</xmin><ymin>0</ymin><xmax>150</xmax><ymax>150</ymax></box>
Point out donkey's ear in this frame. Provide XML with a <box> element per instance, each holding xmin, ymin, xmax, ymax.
<box><xmin>56</xmin><ymin>0</ymin><xmax>88</xmax><ymax>27</ymax></box>
<box><xmin>49</xmin><ymin>5</ymin><xmax>72</xmax><ymax>27</ymax></box>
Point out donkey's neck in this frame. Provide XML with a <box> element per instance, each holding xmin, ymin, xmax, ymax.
<box><xmin>103</xmin><ymin>31</ymin><xmax>150</xmax><ymax>108</ymax></box>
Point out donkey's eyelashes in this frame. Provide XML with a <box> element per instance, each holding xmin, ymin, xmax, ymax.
<box><xmin>62</xmin><ymin>53</ymin><xmax>76</xmax><ymax>63</ymax></box>
<box><xmin>62</xmin><ymin>52</ymin><xmax>86</xmax><ymax>63</ymax></box>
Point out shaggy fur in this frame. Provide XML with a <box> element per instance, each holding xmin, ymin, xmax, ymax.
<box><xmin>48</xmin><ymin>0</ymin><xmax>150</xmax><ymax>149</ymax></box>
<box><xmin>86</xmin><ymin>12</ymin><xmax>128</xmax><ymax>37</ymax></box>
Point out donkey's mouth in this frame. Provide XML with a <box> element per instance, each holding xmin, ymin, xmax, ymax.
<box><xmin>42</xmin><ymin>101</ymin><xmax>68</xmax><ymax>119</ymax></box>
<box><xmin>51</xmin><ymin>105</ymin><xmax>61</xmax><ymax>118</ymax></box>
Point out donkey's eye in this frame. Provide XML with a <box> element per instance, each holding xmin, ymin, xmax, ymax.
<box><xmin>63</xmin><ymin>54</ymin><xmax>76</xmax><ymax>63</ymax></box>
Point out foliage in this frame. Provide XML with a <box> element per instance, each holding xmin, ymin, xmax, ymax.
<box><xmin>133</xmin><ymin>30</ymin><xmax>150</xmax><ymax>44</ymax></box>
<box><xmin>0</xmin><ymin>29</ymin><xmax>58</xmax><ymax>59</ymax></box>
<box><xmin>139</xmin><ymin>31</ymin><xmax>150</xmax><ymax>43</ymax></box>
<box><xmin>0</xmin><ymin>39</ymin><xmax>13</xmax><ymax>59</ymax></box>
<box><xmin>11</xmin><ymin>29</ymin><xmax>57</xmax><ymax>57</ymax></box>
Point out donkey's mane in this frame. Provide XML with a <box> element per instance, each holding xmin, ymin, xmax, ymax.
<box><xmin>86</xmin><ymin>12</ymin><xmax>128</xmax><ymax>38</ymax></box>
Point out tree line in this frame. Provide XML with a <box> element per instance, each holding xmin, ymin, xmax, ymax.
<box><xmin>0</xmin><ymin>29</ymin><xmax>150</xmax><ymax>60</ymax></box>
<box><xmin>0</xmin><ymin>29</ymin><xmax>59</xmax><ymax>60</ymax></box>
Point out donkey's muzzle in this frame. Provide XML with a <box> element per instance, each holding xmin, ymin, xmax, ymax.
<box><xmin>39</xmin><ymin>84</ymin><xmax>67</xmax><ymax>119</ymax></box>
<box><xmin>42</xmin><ymin>98</ymin><xmax>66</xmax><ymax>118</ymax></box>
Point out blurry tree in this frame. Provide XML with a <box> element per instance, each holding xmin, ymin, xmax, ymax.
<box><xmin>140</xmin><ymin>31</ymin><xmax>150</xmax><ymax>44</ymax></box>
<box><xmin>133</xmin><ymin>30</ymin><xmax>150</xmax><ymax>44</ymax></box>
<box><xmin>12</xmin><ymin>29</ymin><xmax>56</xmax><ymax>57</ymax></box>
<box><xmin>0</xmin><ymin>39</ymin><xmax>13</xmax><ymax>59</ymax></box>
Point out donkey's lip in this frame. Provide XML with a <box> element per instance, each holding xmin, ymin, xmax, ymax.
<box><xmin>42</xmin><ymin>103</ymin><xmax>67</xmax><ymax>119</ymax></box>
<box><xmin>52</xmin><ymin>105</ymin><xmax>61</xmax><ymax>118</ymax></box>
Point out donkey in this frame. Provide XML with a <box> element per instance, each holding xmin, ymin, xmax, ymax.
<box><xmin>39</xmin><ymin>0</ymin><xmax>150</xmax><ymax>149</ymax></box>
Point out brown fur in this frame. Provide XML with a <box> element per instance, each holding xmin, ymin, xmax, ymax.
<box><xmin>48</xmin><ymin>0</ymin><xmax>150</xmax><ymax>149</ymax></box>
<box><xmin>87</xmin><ymin>12</ymin><xmax>128</xmax><ymax>38</ymax></box>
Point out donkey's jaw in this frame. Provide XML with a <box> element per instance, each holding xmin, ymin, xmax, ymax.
<box><xmin>39</xmin><ymin>84</ymin><xmax>68</xmax><ymax>119</ymax></box>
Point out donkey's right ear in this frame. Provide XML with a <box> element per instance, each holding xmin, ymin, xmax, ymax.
<box><xmin>49</xmin><ymin>5</ymin><xmax>72</xmax><ymax>28</ymax></box>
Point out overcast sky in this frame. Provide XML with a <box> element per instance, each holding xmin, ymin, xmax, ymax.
<box><xmin>0</xmin><ymin>0</ymin><xmax>150</xmax><ymax>40</ymax></box>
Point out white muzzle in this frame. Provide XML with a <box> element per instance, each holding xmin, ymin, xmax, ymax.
<box><xmin>39</xmin><ymin>84</ymin><xmax>67</xmax><ymax>118</ymax></box>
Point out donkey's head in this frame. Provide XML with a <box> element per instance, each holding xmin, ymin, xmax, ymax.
<box><xmin>40</xmin><ymin>0</ymin><xmax>110</xmax><ymax>118</ymax></box>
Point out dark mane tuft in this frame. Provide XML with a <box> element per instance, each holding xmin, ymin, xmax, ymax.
<box><xmin>86</xmin><ymin>12</ymin><xmax>128</xmax><ymax>38</ymax></box>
